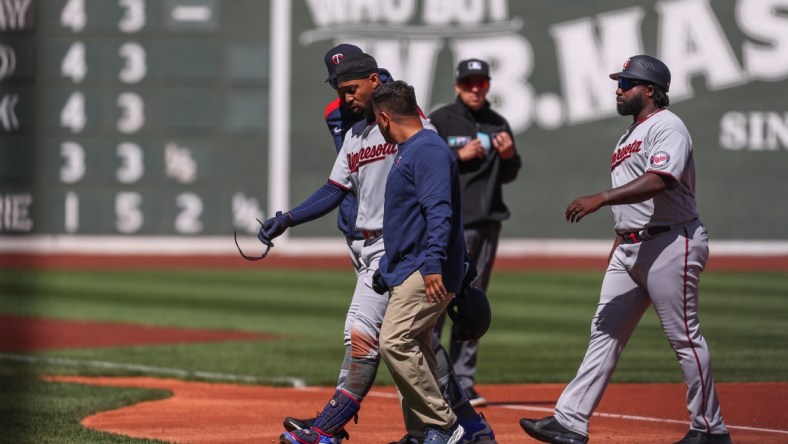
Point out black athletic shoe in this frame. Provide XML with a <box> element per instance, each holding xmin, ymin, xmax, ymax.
<box><xmin>284</xmin><ymin>416</ymin><xmax>315</xmax><ymax>431</ymax></box>
<box><xmin>519</xmin><ymin>416</ymin><xmax>588</xmax><ymax>444</ymax></box>
<box><xmin>674</xmin><ymin>430</ymin><xmax>733</xmax><ymax>444</ymax></box>
<box><xmin>283</xmin><ymin>416</ymin><xmax>350</xmax><ymax>440</ymax></box>
<box><xmin>464</xmin><ymin>386</ymin><xmax>487</xmax><ymax>407</ymax></box>
<box><xmin>389</xmin><ymin>433</ymin><xmax>421</xmax><ymax>444</ymax></box>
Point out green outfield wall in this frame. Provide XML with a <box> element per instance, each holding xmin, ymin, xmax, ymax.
<box><xmin>1</xmin><ymin>0</ymin><xmax>785</xmax><ymax>253</ymax></box>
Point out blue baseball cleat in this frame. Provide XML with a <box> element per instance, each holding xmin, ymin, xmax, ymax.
<box><xmin>457</xmin><ymin>413</ymin><xmax>497</xmax><ymax>443</ymax></box>
<box><xmin>279</xmin><ymin>427</ymin><xmax>344</xmax><ymax>444</ymax></box>
<box><xmin>424</xmin><ymin>422</ymin><xmax>464</xmax><ymax>444</ymax></box>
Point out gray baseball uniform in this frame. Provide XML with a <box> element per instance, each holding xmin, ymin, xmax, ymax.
<box><xmin>329</xmin><ymin>117</ymin><xmax>434</xmax><ymax>367</ymax></box>
<box><xmin>554</xmin><ymin>109</ymin><xmax>729</xmax><ymax>437</ymax></box>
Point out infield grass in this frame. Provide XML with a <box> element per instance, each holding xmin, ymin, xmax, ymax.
<box><xmin>0</xmin><ymin>268</ymin><xmax>786</xmax><ymax>442</ymax></box>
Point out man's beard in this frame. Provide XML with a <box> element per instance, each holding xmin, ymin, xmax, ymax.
<box><xmin>617</xmin><ymin>93</ymin><xmax>643</xmax><ymax>116</ymax></box>
<box><xmin>363</xmin><ymin>104</ymin><xmax>375</xmax><ymax>122</ymax></box>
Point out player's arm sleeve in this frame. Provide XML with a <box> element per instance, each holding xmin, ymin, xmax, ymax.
<box><xmin>415</xmin><ymin>147</ymin><xmax>454</xmax><ymax>275</ymax></box>
<box><xmin>324</xmin><ymin>99</ymin><xmax>344</xmax><ymax>152</ymax></box>
<box><xmin>645</xmin><ymin>127</ymin><xmax>690</xmax><ymax>189</ymax></box>
<box><xmin>287</xmin><ymin>181</ymin><xmax>349</xmax><ymax>226</ymax></box>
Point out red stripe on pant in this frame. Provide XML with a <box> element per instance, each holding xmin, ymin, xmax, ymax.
<box><xmin>682</xmin><ymin>227</ymin><xmax>712</xmax><ymax>433</ymax></box>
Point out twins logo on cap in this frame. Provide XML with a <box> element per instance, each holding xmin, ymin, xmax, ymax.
<box><xmin>331</xmin><ymin>53</ymin><xmax>344</xmax><ymax>65</ymax></box>
<box><xmin>650</xmin><ymin>151</ymin><xmax>671</xmax><ymax>169</ymax></box>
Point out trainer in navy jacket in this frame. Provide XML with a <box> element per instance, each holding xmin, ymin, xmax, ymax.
<box><xmin>379</xmin><ymin>129</ymin><xmax>466</xmax><ymax>293</ymax></box>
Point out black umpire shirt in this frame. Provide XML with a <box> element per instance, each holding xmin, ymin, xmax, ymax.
<box><xmin>428</xmin><ymin>96</ymin><xmax>522</xmax><ymax>226</ymax></box>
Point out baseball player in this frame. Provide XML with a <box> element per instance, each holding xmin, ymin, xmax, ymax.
<box><xmin>259</xmin><ymin>53</ymin><xmax>495</xmax><ymax>444</ymax></box>
<box><xmin>520</xmin><ymin>55</ymin><xmax>731</xmax><ymax>444</ymax></box>
<box><xmin>280</xmin><ymin>46</ymin><xmax>394</xmax><ymax>438</ymax></box>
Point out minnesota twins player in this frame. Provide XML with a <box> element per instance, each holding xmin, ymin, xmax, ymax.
<box><xmin>280</xmin><ymin>43</ymin><xmax>389</xmax><ymax>440</ymax></box>
<box><xmin>520</xmin><ymin>55</ymin><xmax>731</xmax><ymax>444</ymax></box>
<box><xmin>312</xmin><ymin>42</ymin><xmax>393</xmax><ymax>400</ymax></box>
<box><xmin>259</xmin><ymin>52</ymin><xmax>495</xmax><ymax>444</ymax></box>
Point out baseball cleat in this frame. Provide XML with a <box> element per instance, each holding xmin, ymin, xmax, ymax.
<box><xmin>464</xmin><ymin>386</ymin><xmax>487</xmax><ymax>408</ymax></box>
<box><xmin>424</xmin><ymin>423</ymin><xmax>464</xmax><ymax>444</ymax></box>
<box><xmin>389</xmin><ymin>433</ymin><xmax>421</xmax><ymax>444</ymax></box>
<box><xmin>519</xmin><ymin>416</ymin><xmax>588</xmax><ymax>444</ymax></box>
<box><xmin>457</xmin><ymin>412</ymin><xmax>496</xmax><ymax>443</ymax></box>
<box><xmin>283</xmin><ymin>417</ymin><xmax>349</xmax><ymax>440</ymax></box>
<box><xmin>280</xmin><ymin>428</ymin><xmax>344</xmax><ymax>444</ymax></box>
<box><xmin>673</xmin><ymin>430</ymin><xmax>732</xmax><ymax>444</ymax></box>
<box><xmin>284</xmin><ymin>416</ymin><xmax>315</xmax><ymax>431</ymax></box>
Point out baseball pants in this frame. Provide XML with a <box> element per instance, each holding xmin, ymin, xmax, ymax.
<box><xmin>380</xmin><ymin>271</ymin><xmax>457</xmax><ymax>429</ymax></box>
<box><xmin>554</xmin><ymin>219</ymin><xmax>728</xmax><ymax>436</ymax></box>
<box><xmin>435</xmin><ymin>221</ymin><xmax>502</xmax><ymax>390</ymax></box>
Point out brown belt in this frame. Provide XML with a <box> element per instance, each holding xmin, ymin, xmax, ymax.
<box><xmin>362</xmin><ymin>230</ymin><xmax>382</xmax><ymax>239</ymax></box>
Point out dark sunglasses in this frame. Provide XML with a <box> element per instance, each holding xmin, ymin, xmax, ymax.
<box><xmin>617</xmin><ymin>77</ymin><xmax>649</xmax><ymax>91</ymax></box>
<box><xmin>459</xmin><ymin>78</ymin><xmax>489</xmax><ymax>90</ymax></box>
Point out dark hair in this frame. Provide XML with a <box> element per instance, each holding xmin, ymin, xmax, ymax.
<box><xmin>652</xmin><ymin>86</ymin><xmax>670</xmax><ymax>108</ymax></box>
<box><xmin>371</xmin><ymin>80</ymin><xmax>419</xmax><ymax>118</ymax></box>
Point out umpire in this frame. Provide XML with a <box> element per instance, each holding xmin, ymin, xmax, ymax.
<box><xmin>428</xmin><ymin>58</ymin><xmax>522</xmax><ymax>407</ymax></box>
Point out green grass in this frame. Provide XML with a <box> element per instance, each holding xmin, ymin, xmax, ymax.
<box><xmin>0</xmin><ymin>369</ymin><xmax>170</xmax><ymax>443</ymax></box>
<box><xmin>0</xmin><ymin>268</ymin><xmax>786</xmax><ymax>442</ymax></box>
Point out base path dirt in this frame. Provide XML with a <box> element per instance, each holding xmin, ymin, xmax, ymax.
<box><xmin>46</xmin><ymin>376</ymin><xmax>788</xmax><ymax>444</ymax></box>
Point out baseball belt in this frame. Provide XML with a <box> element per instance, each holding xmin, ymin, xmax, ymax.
<box><xmin>618</xmin><ymin>226</ymin><xmax>671</xmax><ymax>244</ymax></box>
<box><xmin>362</xmin><ymin>230</ymin><xmax>382</xmax><ymax>239</ymax></box>
<box><xmin>618</xmin><ymin>218</ymin><xmax>699</xmax><ymax>244</ymax></box>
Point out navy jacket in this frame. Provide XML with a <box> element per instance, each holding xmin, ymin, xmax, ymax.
<box><xmin>379</xmin><ymin>129</ymin><xmax>465</xmax><ymax>293</ymax></box>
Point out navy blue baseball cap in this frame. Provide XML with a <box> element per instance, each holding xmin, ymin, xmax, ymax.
<box><xmin>335</xmin><ymin>52</ymin><xmax>378</xmax><ymax>84</ymax></box>
<box><xmin>609</xmin><ymin>55</ymin><xmax>671</xmax><ymax>92</ymax></box>
<box><xmin>324</xmin><ymin>43</ymin><xmax>363</xmax><ymax>86</ymax></box>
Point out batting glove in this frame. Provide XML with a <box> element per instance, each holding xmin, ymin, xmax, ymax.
<box><xmin>258</xmin><ymin>211</ymin><xmax>292</xmax><ymax>246</ymax></box>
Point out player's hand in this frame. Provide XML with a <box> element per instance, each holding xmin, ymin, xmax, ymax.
<box><xmin>424</xmin><ymin>273</ymin><xmax>448</xmax><ymax>304</ymax></box>
<box><xmin>565</xmin><ymin>195</ymin><xmax>605</xmax><ymax>223</ymax></box>
<box><xmin>371</xmin><ymin>268</ymin><xmax>388</xmax><ymax>295</ymax></box>
<box><xmin>258</xmin><ymin>211</ymin><xmax>292</xmax><ymax>245</ymax></box>
<box><xmin>492</xmin><ymin>132</ymin><xmax>516</xmax><ymax>159</ymax></box>
<box><xmin>457</xmin><ymin>139</ymin><xmax>486</xmax><ymax>161</ymax></box>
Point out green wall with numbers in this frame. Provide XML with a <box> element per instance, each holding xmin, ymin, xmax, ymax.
<box><xmin>1</xmin><ymin>0</ymin><xmax>270</xmax><ymax>237</ymax></box>
<box><xmin>1</xmin><ymin>0</ymin><xmax>786</xmax><ymax>245</ymax></box>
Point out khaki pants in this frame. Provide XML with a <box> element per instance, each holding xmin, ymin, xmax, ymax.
<box><xmin>380</xmin><ymin>271</ymin><xmax>456</xmax><ymax>430</ymax></box>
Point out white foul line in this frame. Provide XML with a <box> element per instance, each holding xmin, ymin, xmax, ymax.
<box><xmin>497</xmin><ymin>403</ymin><xmax>788</xmax><ymax>436</ymax></box>
<box><xmin>0</xmin><ymin>353</ymin><xmax>305</xmax><ymax>388</ymax></box>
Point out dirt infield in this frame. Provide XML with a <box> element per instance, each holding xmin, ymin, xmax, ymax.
<box><xmin>45</xmin><ymin>376</ymin><xmax>788</xmax><ymax>443</ymax></box>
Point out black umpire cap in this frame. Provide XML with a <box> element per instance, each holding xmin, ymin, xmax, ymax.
<box><xmin>609</xmin><ymin>54</ymin><xmax>671</xmax><ymax>92</ymax></box>
<box><xmin>455</xmin><ymin>58</ymin><xmax>491</xmax><ymax>81</ymax></box>
<box><xmin>324</xmin><ymin>43</ymin><xmax>363</xmax><ymax>86</ymax></box>
<box><xmin>335</xmin><ymin>53</ymin><xmax>378</xmax><ymax>84</ymax></box>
